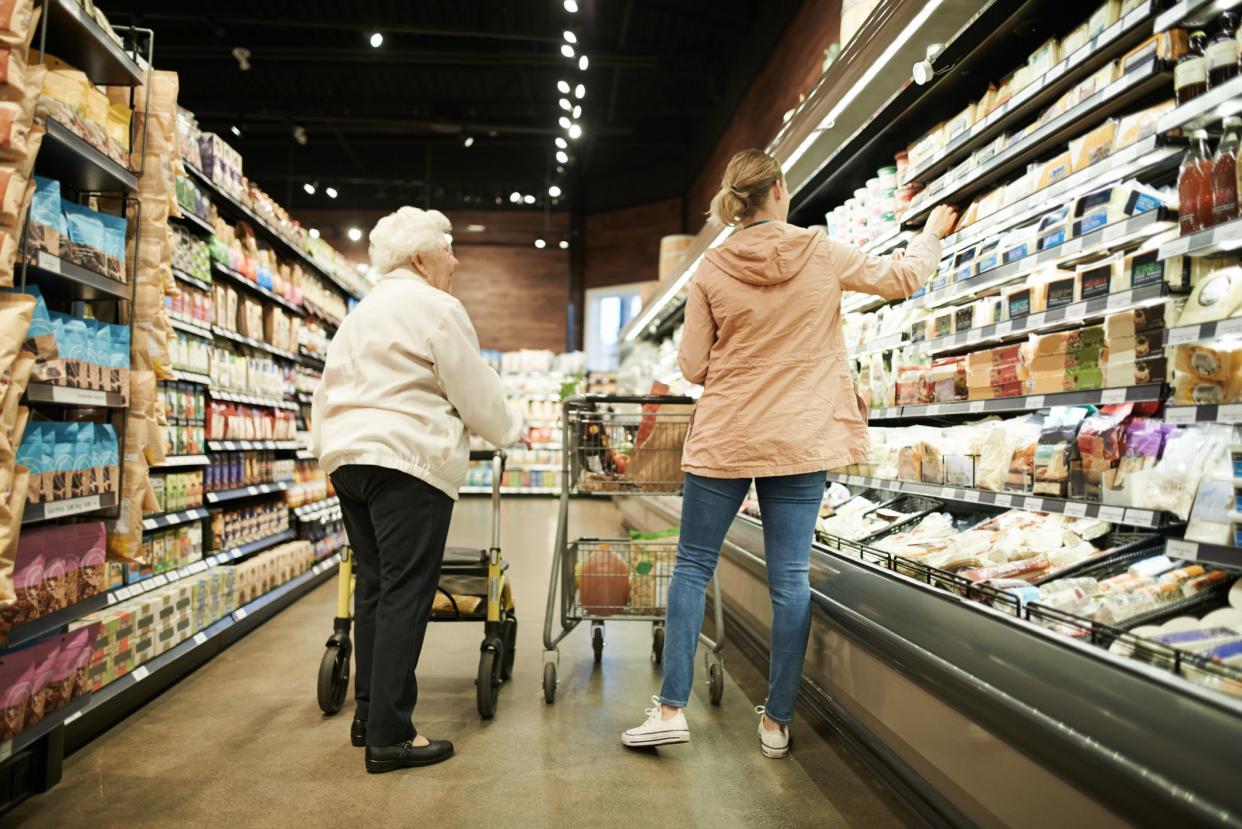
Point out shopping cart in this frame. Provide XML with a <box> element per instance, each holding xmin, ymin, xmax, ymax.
<box><xmin>541</xmin><ymin>395</ymin><xmax>726</xmax><ymax>705</ymax></box>
<box><xmin>317</xmin><ymin>450</ymin><xmax>516</xmax><ymax>719</ymax></box>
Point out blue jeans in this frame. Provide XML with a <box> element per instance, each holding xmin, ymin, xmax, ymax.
<box><xmin>659</xmin><ymin>470</ymin><xmax>826</xmax><ymax>724</ymax></box>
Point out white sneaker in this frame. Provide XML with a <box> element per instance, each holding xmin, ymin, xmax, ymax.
<box><xmin>756</xmin><ymin>706</ymin><xmax>790</xmax><ymax>758</ymax></box>
<box><xmin>621</xmin><ymin>696</ymin><xmax>690</xmax><ymax>747</ymax></box>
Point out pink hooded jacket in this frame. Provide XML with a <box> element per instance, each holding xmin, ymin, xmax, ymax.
<box><xmin>678</xmin><ymin>222</ymin><xmax>941</xmax><ymax>478</ymax></box>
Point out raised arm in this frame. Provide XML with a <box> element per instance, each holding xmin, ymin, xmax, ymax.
<box><xmin>677</xmin><ymin>277</ymin><xmax>715</xmax><ymax>385</ymax></box>
<box><xmin>833</xmin><ymin>204</ymin><xmax>957</xmax><ymax>299</ymax></box>
<box><xmin>431</xmin><ymin>301</ymin><xmax>524</xmax><ymax>447</ymax></box>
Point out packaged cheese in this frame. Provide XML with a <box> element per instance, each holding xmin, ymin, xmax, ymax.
<box><xmin>1171</xmin><ymin>374</ymin><xmax>1230</xmax><ymax>405</ymax></box>
<box><xmin>1046</xmin><ymin>271</ymin><xmax>1080</xmax><ymax>308</ymax></box>
<box><xmin>1061</xmin><ymin>23</ymin><xmax>1091</xmax><ymax>60</ymax></box>
<box><xmin>1105</xmin><ymin>302</ymin><xmax>1173</xmax><ymax>339</ymax></box>
<box><xmin>1036</xmin><ymin>151</ymin><xmax>1074</xmax><ymax>189</ymax></box>
<box><xmin>945</xmin><ymin>103</ymin><xmax>976</xmax><ymax>141</ymax></box>
<box><xmin>1003</xmin><ymin>169</ymin><xmax>1035</xmax><ymax>206</ymax></box>
<box><xmin>1071</xmin><ymin>120</ymin><xmax>1118</xmax><ymax>171</ymax></box>
<box><xmin>1115</xmin><ymin>100</ymin><xmax>1176</xmax><ymax>149</ymax></box>
<box><xmin>1037</xmin><ymin>205</ymin><xmax>1072</xmax><ymax>251</ymax></box>
<box><xmin>1122</xmin><ymin>33</ymin><xmax>1188</xmax><ymax>76</ymax></box>
<box><xmin>1005</xmin><ymin>280</ymin><xmax>1048</xmax><ymax>320</ymax></box>
<box><xmin>1087</xmin><ymin>0</ymin><xmax>1121</xmax><ymax>40</ymax></box>
<box><xmin>1174</xmin><ymin>344</ymin><xmax>1239</xmax><ymax>381</ymax></box>
<box><xmin>1077</xmin><ymin>259</ymin><xmax>1121</xmax><ymax>300</ymax></box>
<box><xmin>975</xmin><ymin>186</ymin><xmax>1006</xmax><ymax>224</ymax></box>
<box><xmin>1178</xmin><ymin>266</ymin><xmax>1242</xmax><ymax>326</ymax></box>
<box><xmin>1002</xmin><ymin>222</ymin><xmax>1041</xmax><ymax>263</ymax></box>
<box><xmin>1070</xmin><ymin>181</ymin><xmax>1164</xmax><ymax>237</ymax></box>
<box><xmin>974</xmin><ymin>296</ymin><xmax>1003</xmax><ymax>327</ymax></box>
<box><xmin>975</xmin><ymin>237</ymin><xmax>1002</xmax><ymax>273</ymax></box>
<box><xmin>1028</xmin><ymin>38</ymin><xmax>1060</xmax><ymax>79</ymax></box>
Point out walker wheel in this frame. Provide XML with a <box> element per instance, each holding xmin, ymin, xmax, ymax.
<box><xmin>592</xmin><ymin>623</ymin><xmax>604</xmax><ymax>664</ymax></box>
<box><xmin>476</xmin><ymin>646</ymin><xmax>501</xmax><ymax>719</ymax></box>
<box><xmin>652</xmin><ymin>625</ymin><xmax>665</xmax><ymax>665</ymax></box>
<box><xmin>708</xmin><ymin>660</ymin><xmax>724</xmax><ymax>706</ymax></box>
<box><xmin>317</xmin><ymin>643</ymin><xmax>350</xmax><ymax>715</ymax></box>
<box><xmin>543</xmin><ymin>662</ymin><xmax>558</xmax><ymax>704</ymax></box>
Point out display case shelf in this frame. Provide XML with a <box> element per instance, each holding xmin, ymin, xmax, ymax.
<box><xmin>24</xmin><ymin>250</ymin><xmax>130</xmax><ymax>301</ymax></box>
<box><xmin>0</xmin><ymin>592</ymin><xmax>108</xmax><ymax>650</ymax></box>
<box><xmin>168</xmin><ymin>315</ymin><xmax>214</xmax><ymax>341</ymax></box>
<box><xmin>1164</xmin><ymin>403</ymin><xmax>1242</xmax><ymax>424</ymax></box>
<box><xmin>22</xmin><ymin>492</ymin><xmax>117</xmax><ymax>525</ymax></box>
<box><xmin>211</xmin><ymin>324</ymin><xmax>301</xmax><ymax>363</ymax></box>
<box><xmin>1156</xmin><ymin>73</ymin><xmax>1242</xmax><ymax>136</ymax></box>
<box><xmin>170</xmin><ymin>369</ymin><xmax>212</xmax><ymax>386</ymax></box>
<box><xmin>207</xmin><ymin>388</ymin><xmax>297</xmax><ymax>410</ymax></box>
<box><xmin>303</xmin><ymin>302</ymin><xmax>342</xmax><ymax>328</ymax></box>
<box><xmin>1154</xmin><ymin>0</ymin><xmax>1242</xmax><ymax>30</ymax></box>
<box><xmin>1158</xmin><ymin>214</ymin><xmax>1242</xmax><ymax>260</ymax></box>
<box><xmin>150</xmin><ymin>454</ymin><xmax>209</xmax><ymax>469</ymax></box>
<box><xmin>106</xmin><ymin>558</ymin><xmax>214</xmax><ymax>606</ymax></box>
<box><xmin>824</xmin><ymin>471</ymin><xmax>1173</xmax><ymax>527</ymax></box>
<box><xmin>141</xmin><ymin>507</ymin><xmax>208</xmax><ymax>532</ymax></box>
<box><xmin>25</xmin><ymin>383</ymin><xmax>126</xmax><ymax>408</ymax></box>
<box><xmin>293</xmin><ymin>496</ymin><xmax>339</xmax><ymax>522</ymax></box>
<box><xmin>211</xmin><ymin>262</ymin><xmax>305</xmax><ymax>317</ymax></box>
<box><xmin>1167</xmin><ymin>318</ymin><xmax>1242</xmax><ymax>349</ymax></box>
<box><xmin>0</xmin><ymin>694</ymin><xmax>91</xmax><ymax>764</ymax></box>
<box><xmin>203</xmin><ymin>529</ymin><xmax>296</xmax><ymax>566</ymax></box>
<box><xmin>38</xmin><ymin>117</ymin><xmax>138</xmax><ymax>193</ymax></box>
<box><xmin>1165</xmin><ymin>537</ymin><xmax>1242</xmax><ymax>570</ymax></box>
<box><xmin>205</xmin><ymin>481</ymin><xmax>288</xmax><ymax>505</ymax></box>
<box><xmin>868</xmin><ymin>383</ymin><xmax>1166</xmax><ymax>422</ymax></box>
<box><xmin>171</xmin><ymin>267</ymin><xmax>212</xmax><ymax>293</ymax></box>
<box><xmin>42</xmin><ymin>0</ymin><xmax>145</xmax><ymax>85</ymax></box>
<box><xmin>170</xmin><ymin>209</ymin><xmax>214</xmax><ymax>236</ymax></box>
<box><xmin>298</xmin><ymin>350</ymin><xmax>325</xmax><ymax>371</ymax></box>
<box><xmin>206</xmin><ymin>439</ymin><xmax>299</xmax><ymax>452</ymax></box>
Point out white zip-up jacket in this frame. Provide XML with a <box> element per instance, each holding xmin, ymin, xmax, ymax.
<box><xmin>310</xmin><ymin>268</ymin><xmax>523</xmax><ymax>499</ymax></box>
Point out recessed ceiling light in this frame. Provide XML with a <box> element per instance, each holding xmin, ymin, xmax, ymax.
<box><xmin>347</xmin><ymin>227</ymin><xmax>362</xmax><ymax>241</ymax></box>
<box><xmin>575</xmin><ymin>84</ymin><xmax>586</xmax><ymax>99</ymax></box>
<box><xmin>303</xmin><ymin>182</ymin><xmax>316</xmax><ymax>195</ymax></box>
<box><xmin>309</xmin><ymin>228</ymin><xmax>320</xmax><ymax>239</ymax></box>
<box><xmin>558</xmin><ymin>115</ymin><xmax>571</xmax><ymax>129</ymax></box>
<box><xmin>569</xmin><ymin>124</ymin><xmax>582</xmax><ymax>139</ymax></box>
<box><xmin>230</xmin><ymin>125</ymin><xmax>242</xmax><ymax>137</ymax></box>
<box><xmin>534</xmin><ymin>238</ymin><xmax>547</xmax><ymax>249</ymax></box>
<box><xmin>465</xmin><ymin>224</ymin><xmax>486</xmax><ymax>232</ymax></box>
<box><xmin>549</xmin><ymin>185</ymin><xmax>562</xmax><ymax>198</ymax></box>
<box><xmin>561</xmin><ymin>44</ymin><xmax>575</xmax><ymax>58</ymax></box>
<box><xmin>558</xmin><ymin>80</ymin><xmax>570</xmax><ymax>94</ymax></box>
<box><xmin>559</xmin><ymin>98</ymin><xmax>571</xmax><ymax>111</ymax></box>
<box><xmin>510</xmin><ymin>191</ymin><xmax>522</xmax><ymax>204</ymax></box>
<box><xmin>369</xmin><ymin>32</ymin><xmax>383</xmax><ymax>48</ymax></box>
<box><xmin>555</xmin><ymin>137</ymin><xmax>568</xmax><ymax>149</ymax></box>
<box><xmin>559</xmin><ymin>240</ymin><xmax>569</xmax><ymax>250</ymax></box>
<box><xmin>326</xmin><ymin>186</ymin><xmax>339</xmax><ymax>198</ymax></box>
<box><xmin>563</xmin><ymin>31</ymin><xmax>577</xmax><ymax>44</ymax></box>
<box><xmin>524</xmin><ymin>194</ymin><xmax>536</xmax><ymax>204</ymax></box>
<box><xmin>578</xmin><ymin>55</ymin><xmax>589</xmax><ymax>71</ymax></box>
<box><xmin>463</xmin><ymin>136</ymin><xmax>474</xmax><ymax>147</ymax></box>
<box><xmin>564</xmin><ymin>0</ymin><xmax>579</xmax><ymax>11</ymax></box>
<box><xmin>572</xmin><ymin>105</ymin><xmax>582</xmax><ymax>119</ymax></box>
<box><xmin>556</xmin><ymin>150</ymin><xmax>568</xmax><ymax>164</ymax></box>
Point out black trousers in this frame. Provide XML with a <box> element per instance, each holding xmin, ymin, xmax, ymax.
<box><xmin>331</xmin><ymin>465</ymin><xmax>454</xmax><ymax>747</ymax></box>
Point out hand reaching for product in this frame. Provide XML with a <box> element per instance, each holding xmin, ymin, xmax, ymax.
<box><xmin>518</xmin><ymin>429</ymin><xmax>534</xmax><ymax>450</ymax></box>
<box><xmin>924</xmin><ymin>204</ymin><xmax>959</xmax><ymax>239</ymax></box>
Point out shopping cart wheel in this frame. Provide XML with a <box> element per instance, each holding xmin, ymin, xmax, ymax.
<box><xmin>317</xmin><ymin>642</ymin><xmax>350</xmax><ymax>715</ymax></box>
<box><xmin>501</xmin><ymin>613</ymin><xmax>517</xmax><ymax>680</ymax></box>
<box><xmin>651</xmin><ymin>624</ymin><xmax>665</xmax><ymax>665</ymax></box>
<box><xmin>708</xmin><ymin>659</ymin><xmax>724</xmax><ymax>706</ymax></box>
<box><xmin>476</xmin><ymin>646</ymin><xmax>502</xmax><ymax>719</ymax></box>
<box><xmin>592</xmin><ymin>622</ymin><xmax>605</xmax><ymax>664</ymax></box>
<box><xmin>543</xmin><ymin>662</ymin><xmax>557</xmax><ymax>704</ymax></box>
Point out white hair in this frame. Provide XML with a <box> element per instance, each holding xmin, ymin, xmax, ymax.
<box><xmin>368</xmin><ymin>206</ymin><xmax>452</xmax><ymax>273</ymax></box>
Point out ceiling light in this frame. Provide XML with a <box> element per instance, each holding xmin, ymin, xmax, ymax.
<box><xmin>347</xmin><ymin>227</ymin><xmax>362</xmax><ymax>241</ymax></box>
<box><xmin>309</xmin><ymin>228</ymin><xmax>320</xmax><ymax>239</ymax></box>
<box><xmin>556</xmin><ymin>150</ymin><xmax>569</xmax><ymax>164</ymax></box>
<box><xmin>564</xmin><ymin>0</ymin><xmax>579</xmax><ymax>11</ymax></box>
<box><xmin>564</xmin><ymin>31</ymin><xmax>577</xmax><ymax>44</ymax></box>
<box><xmin>303</xmin><ymin>182</ymin><xmax>316</xmax><ymax>195</ymax></box>
<box><xmin>578</xmin><ymin>55</ymin><xmax>589</xmax><ymax>71</ymax></box>
<box><xmin>572</xmin><ymin>105</ymin><xmax>582</xmax><ymax>119</ymax></box>
<box><xmin>559</xmin><ymin>98</ymin><xmax>572</xmax><ymax>111</ymax></box>
<box><xmin>524</xmin><ymin>194</ymin><xmax>536</xmax><ymax>204</ymax></box>
<box><xmin>548</xmin><ymin>185</ymin><xmax>562</xmax><ymax>198</ymax></box>
<box><xmin>293</xmin><ymin>125</ymin><xmax>307</xmax><ymax>145</ymax></box>
<box><xmin>555</xmin><ymin>137</ymin><xmax>568</xmax><ymax>149</ymax></box>
<box><xmin>558</xmin><ymin>80</ymin><xmax>570</xmax><ymax>94</ymax></box>
<box><xmin>510</xmin><ymin>191</ymin><xmax>522</xmax><ymax>204</ymax></box>
<box><xmin>561</xmin><ymin>44</ymin><xmax>575</xmax><ymax>58</ymax></box>
<box><xmin>230</xmin><ymin>125</ymin><xmax>242</xmax><ymax>137</ymax></box>
<box><xmin>463</xmin><ymin>136</ymin><xmax>475</xmax><ymax>147</ymax></box>
<box><xmin>575</xmin><ymin>83</ymin><xmax>586</xmax><ymax>99</ymax></box>
<box><xmin>568</xmin><ymin>123</ymin><xmax>582</xmax><ymax>139</ymax></box>
<box><xmin>559</xmin><ymin>240</ymin><xmax>569</xmax><ymax>250</ymax></box>
<box><xmin>231</xmin><ymin>46</ymin><xmax>251</xmax><ymax>71</ymax></box>
<box><xmin>370</xmin><ymin>32</ymin><xmax>384</xmax><ymax>48</ymax></box>
<box><xmin>465</xmin><ymin>224</ymin><xmax>486</xmax><ymax>232</ymax></box>
<box><xmin>325</xmin><ymin>186</ymin><xmax>338</xmax><ymax>199</ymax></box>
<box><xmin>559</xmin><ymin>115</ymin><xmax>571</xmax><ymax>129</ymax></box>
<box><xmin>535</xmin><ymin>238</ymin><xmax>547</xmax><ymax>249</ymax></box>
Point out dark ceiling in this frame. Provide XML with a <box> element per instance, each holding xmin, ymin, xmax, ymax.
<box><xmin>100</xmin><ymin>1</ymin><xmax>802</xmax><ymax>217</ymax></box>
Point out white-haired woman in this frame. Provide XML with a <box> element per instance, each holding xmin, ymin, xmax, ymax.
<box><xmin>312</xmin><ymin>207</ymin><xmax>524</xmax><ymax>774</ymax></box>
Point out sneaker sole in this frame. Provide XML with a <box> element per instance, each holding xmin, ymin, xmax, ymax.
<box><xmin>365</xmin><ymin>748</ymin><xmax>455</xmax><ymax>773</ymax></box>
<box><xmin>760</xmin><ymin>742</ymin><xmax>790</xmax><ymax>758</ymax></box>
<box><xmin>621</xmin><ymin>730</ymin><xmax>690</xmax><ymax>747</ymax></box>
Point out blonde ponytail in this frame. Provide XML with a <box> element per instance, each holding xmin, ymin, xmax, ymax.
<box><xmin>709</xmin><ymin>149</ymin><xmax>783</xmax><ymax>227</ymax></box>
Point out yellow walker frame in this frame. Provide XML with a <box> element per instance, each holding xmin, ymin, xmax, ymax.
<box><xmin>317</xmin><ymin>450</ymin><xmax>516</xmax><ymax>719</ymax></box>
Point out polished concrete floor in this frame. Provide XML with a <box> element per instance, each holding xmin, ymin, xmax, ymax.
<box><xmin>9</xmin><ymin>498</ymin><xmax>916</xmax><ymax>828</ymax></box>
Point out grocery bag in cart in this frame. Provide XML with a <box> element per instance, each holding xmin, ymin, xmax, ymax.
<box><xmin>627</xmin><ymin>527</ymin><xmax>678</xmax><ymax>614</ymax></box>
<box><xmin>623</xmin><ymin>399</ymin><xmax>694</xmax><ymax>493</ymax></box>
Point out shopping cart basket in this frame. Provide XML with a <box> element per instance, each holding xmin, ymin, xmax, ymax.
<box><xmin>541</xmin><ymin>395</ymin><xmax>727</xmax><ymax>705</ymax></box>
<box><xmin>317</xmin><ymin>450</ymin><xmax>516</xmax><ymax>719</ymax></box>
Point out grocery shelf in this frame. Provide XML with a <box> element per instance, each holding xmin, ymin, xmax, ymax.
<box><xmin>204</xmin><ymin>529</ymin><xmax>297</xmax><ymax>566</ymax></box>
<box><xmin>824</xmin><ymin>471</ymin><xmax>1172</xmax><ymax>528</ymax></box>
<box><xmin>298</xmin><ymin>350</ymin><xmax>326</xmax><ymax>371</ymax></box>
<box><xmin>170</xmin><ymin>209</ymin><xmax>214</xmax><ymax>236</ymax></box>
<box><xmin>1156</xmin><ymin>73</ymin><xmax>1242</xmax><ymax>136</ymax></box>
<box><xmin>295</xmin><ymin>391</ymin><xmax>313</xmax><ymax>404</ymax></box>
<box><xmin>848</xmin><ymin>332</ymin><xmax>907</xmax><ymax>359</ymax></box>
<box><xmin>24</xmin><ymin>250</ymin><xmax>130</xmax><ymax>301</ymax></box>
<box><xmin>205</xmin><ymin>481</ymin><xmax>288</xmax><ymax>505</ymax></box>
<box><xmin>0</xmin><ymin>694</ymin><xmax>91</xmax><ymax>764</ymax></box>
<box><xmin>37</xmin><ymin>117</ymin><xmax>138</xmax><ymax>193</ymax></box>
<box><xmin>868</xmin><ymin>383</ymin><xmax>1165</xmax><ymax>421</ymax></box>
<box><xmin>1155</xmin><ymin>0</ymin><xmax>1242</xmax><ymax>30</ymax></box>
<box><xmin>295</xmin><ymin>449</ymin><xmax>315</xmax><ymax>460</ymax></box>
<box><xmin>207</xmin><ymin>388</ymin><xmax>298</xmax><ymax>410</ymax></box>
<box><xmin>1164</xmin><ymin>403</ymin><xmax>1242</xmax><ymax>424</ymax></box>
<box><xmin>903</xmin><ymin>1</ymin><xmax>1159</xmax><ymax>187</ymax></box>
<box><xmin>303</xmin><ymin>301</ymin><xmax>343</xmax><ymax>328</ymax></box>
<box><xmin>168</xmin><ymin>315</ymin><xmax>214</xmax><ymax>340</ymax></box>
<box><xmin>171</xmin><ymin>267</ymin><xmax>212</xmax><ymax>293</ymax></box>
<box><xmin>293</xmin><ymin>496</ymin><xmax>339</xmax><ymax>521</ymax></box>
<box><xmin>904</xmin><ymin>59</ymin><xmax>1171</xmax><ymax>224</ymax></box>
<box><xmin>23</xmin><ymin>492</ymin><xmax>118</xmax><ymax>525</ymax></box>
<box><xmin>1165</xmin><ymin>537</ymin><xmax>1242</xmax><ymax>570</ymax></box>
<box><xmin>1158</xmin><ymin>214</ymin><xmax>1242</xmax><ymax>260</ymax></box>
<box><xmin>25</xmin><ymin>383</ymin><xmax>127</xmax><ymax>408</ymax></box>
<box><xmin>211</xmin><ymin>262</ymin><xmax>305</xmax><ymax>316</ymax></box>
<box><xmin>860</xmin><ymin>227</ymin><xmax>910</xmax><ymax>257</ymax></box>
<box><xmin>150</xmin><ymin>454</ymin><xmax>210</xmax><ymax>469</ymax></box>
<box><xmin>211</xmin><ymin>324</ymin><xmax>301</xmax><ymax>363</ymax></box>
<box><xmin>42</xmin><ymin>0</ymin><xmax>145</xmax><ymax>85</ymax></box>
<box><xmin>206</xmin><ymin>439</ymin><xmax>300</xmax><ymax>452</ymax></box>
<box><xmin>170</xmin><ymin>369</ymin><xmax>212</xmax><ymax>386</ymax></box>
<box><xmin>918</xmin><ymin>208</ymin><xmax>1173</xmax><ymax>310</ymax></box>
<box><xmin>1167</xmin><ymin>318</ymin><xmax>1242</xmax><ymax>348</ymax></box>
<box><xmin>141</xmin><ymin>507</ymin><xmax>208</xmax><ymax>532</ymax></box>
<box><xmin>897</xmin><ymin>284</ymin><xmax>1169</xmax><ymax>359</ymax></box>
<box><xmin>0</xmin><ymin>593</ymin><xmax>108</xmax><ymax>650</ymax></box>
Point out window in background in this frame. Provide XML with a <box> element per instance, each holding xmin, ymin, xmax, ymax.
<box><xmin>585</xmin><ymin>283</ymin><xmax>645</xmax><ymax>371</ymax></box>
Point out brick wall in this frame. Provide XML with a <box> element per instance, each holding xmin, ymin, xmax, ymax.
<box><xmin>584</xmin><ymin>198</ymin><xmax>685</xmax><ymax>289</ymax></box>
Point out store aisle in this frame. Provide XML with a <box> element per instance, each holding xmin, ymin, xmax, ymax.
<box><xmin>9</xmin><ymin>499</ymin><xmax>914</xmax><ymax>829</ymax></box>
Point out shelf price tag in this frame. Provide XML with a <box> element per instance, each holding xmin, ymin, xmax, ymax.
<box><xmin>969</xmin><ymin>400</ymin><xmax>986</xmax><ymax>414</ymax></box>
<box><xmin>132</xmin><ymin>666</ymin><xmax>150</xmax><ymax>682</ymax></box>
<box><xmin>1164</xmin><ymin>406</ymin><xmax>1197</xmax><ymax>425</ymax></box>
<box><xmin>963</xmin><ymin>489</ymin><xmax>981</xmax><ymax>502</ymax></box>
<box><xmin>994</xmin><ymin>493</ymin><xmax>1014</xmax><ymax>507</ymax></box>
<box><xmin>1167</xmin><ymin>326</ymin><xmax>1200</xmax><ymax>346</ymax></box>
<box><xmin>193</xmin><ymin>632</ymin><xmax>208</xmax><ymax>646</ymax></box>
<box><xmin>926</xmin><ymin>404</ymin><xmax>942</xmax><ymax>415</ymax></box>
<box><xmin>995</xmin><ymin>321</ymin><xmax>1013</xmax><ymax>336</ymax></box>
<box><xmin>1100</xmin><ymin>388</ymin><xmax>1127</xmax><ymax>405</ymax></box>
<box><xmin>1106</xmin><ymin>290</ymin><xmax>1133</xmax><ymax>311</ymax></box>
<box><xmin>1098</xmin><ymin>506</ymin><xmax>1126</xmax><ymax>522</ymax></box>
<box><xmin>234</xmin><ymin>607</ymin><xmax>248</xmax><ymax>620</ymax></box>
<box><xmin>37</xmin><ymin>251</ymin><xmax>61</xmax><ymax>274</ymax></box>
<box><xmin>1022</xmin><ymin>496</ymin><xmax>1044</xmax><ymax>512</ymax></box>
<box><xmin>1220</xmin><ymin>404</ymin><xmax>1242</xmax><ymax>424</ymax></box>
<box><xmin>1026</xmin><ymin>312</ymin><xmax>1046</xmax><ymax>328</ymax></box>
<box><xmin>1124</xmin><ymin>508</ymin><xmax>1156</xmax><ymax>527</ymax></box>
<box><xmin>1063</xmin><ymin>501</ymin><xmax>1088</xmax><ymax>517</ymax></box>
<box><xmin>1166</xmin><ymin>538</ymin><xmax>1199</xmax><ymax>562</ymax></box>
<box><xmin>1219</xmin><ymin>317</ymin><xmax>1242</xmax><ymax>337</ymax></box>
<box><xmin>1025</xmin><ymin>395</ymin><xmax>1045</xmax><ymax>409</ymax></box>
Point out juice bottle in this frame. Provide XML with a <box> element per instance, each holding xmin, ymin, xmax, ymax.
<box><xmin>1179</xmin><ymin>129</ymin><xmax>1214</xmax><ymax>235</ymax></box>
<box><xmin>1213</xmin><ymin>117</ymin><xmax>1241</xmax><ymax>225</ymax></box>
<box><xmin>1209</xmin><ymin>13</ymin><xmax>1241</xmax><ymax>87</ymax></box>
<box><xmin>1176</xmin><ymin>31</ymin><xmax>1210</xmax><ymax>104</ymax></box>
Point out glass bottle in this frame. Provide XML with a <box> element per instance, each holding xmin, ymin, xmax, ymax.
<box><xmin>1213</xmin><ymin>117</ymin><xmax>1241</xmax><ymax>225</ymax></box>
<box><xmin>1176</xmin><ymin>31</ymin><xmax>1210</xmax><ymax>104</ymax></box>
<box><xmin>1179</xmin><ymin>129</ymin><xmax>1214</xmax><ymax>235</ymax></box>
<box><xmin>1209</xmin><ymin>13</ymin><xmax>1241</xmax><ymax>86</ymax></box>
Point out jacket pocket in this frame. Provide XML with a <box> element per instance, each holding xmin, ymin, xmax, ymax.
<box><xmin>853</xmin><ymin>384</ymin><xmax>870</xmax><ymax>422</ymax></box>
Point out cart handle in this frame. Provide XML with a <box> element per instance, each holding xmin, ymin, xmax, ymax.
<box><xmin>560</xmin><ymin>394</ymin><xmax>698</xmax><ymax>406</ymax></box>
<box><xmin>468</xmin><ymin>449</ymin><xmax>505</xmax><ymax>550</ymax></box>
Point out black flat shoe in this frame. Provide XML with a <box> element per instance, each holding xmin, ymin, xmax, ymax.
<box><xmin>365</xmin><ymin>739</ymin><xmax>454</xmax><ymax>773</ymax></box>
<box><xmin>351</xmin><ymin>719</ymin><xmax>366</xmax><ymax>747</ymax></box>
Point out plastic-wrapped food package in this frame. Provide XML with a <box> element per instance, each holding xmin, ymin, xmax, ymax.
<box><xmin>1033</xmin><ymin>406</ymin><xmax>1089</xmax><ymax>497</ymax></box>
<box><xmin>1186</xmin><ymin>477</ymin><xmax>1234</xmax><ymax>544</ymax></box>
<box><xmin>1006</xmin><ymin>413</ymin><xmax>1047</xmax><ymax>492</ymax></box>
<box><xmin>1114</xmin><ymin>418</ymin><xmax>1169</xmax><ymax>489</ymax></box>
<box><xmin>1143</xmin><ymin>425</ymin><xmax>1231</xmax><ymax>520</ymax></box>
<box><xmin>1076</xmin><ymin>405</ymin><xmax>1131</xmax><ymax>500</ymax></box>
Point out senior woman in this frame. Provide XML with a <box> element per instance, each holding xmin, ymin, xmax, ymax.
<box><xmin>312</xmin><ymin>207</ymin><xmax>524</xmax><ymax>774</ymax></box>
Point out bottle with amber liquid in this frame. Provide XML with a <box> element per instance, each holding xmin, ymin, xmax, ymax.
<box><xmin>1179</xmin><ymin>129</ymin><xmax>1214</xmax><ymax>235</ymax></box>
<box><xmin>1209</xmin><ymin>13</ymin><xmax>1241</xmax><ymax>86</ymax></box>
<box><xmin>1213</xmin><ymin>117</ymin><xmax>1241</xmax><ymax>226</ymax></box>
<box><xmin>1176</xmin><ymin>31</ymin><xmax>1210</xmax><ymax>104</ymax></box>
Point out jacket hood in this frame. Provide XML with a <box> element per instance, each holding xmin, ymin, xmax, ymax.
<box><xmin>703</xmin><ymin>222</ymin><xmax>821</xmax><ymax>286</ymax></box>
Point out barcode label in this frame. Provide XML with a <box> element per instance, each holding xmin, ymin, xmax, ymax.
<box><xmin>1218</xmin><ymin>317</ymin><xmax>1242</xmax><ymax>337</ymax></box>
<box><xmin>132</xmin><ymin>666</ymin><xmax>150</xmax><ymax>682</ymax></box>
<box><xmin>1219</xmin><ymin>404</ymin><xmax>1242</xmax><ymax>424</ymax></box>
